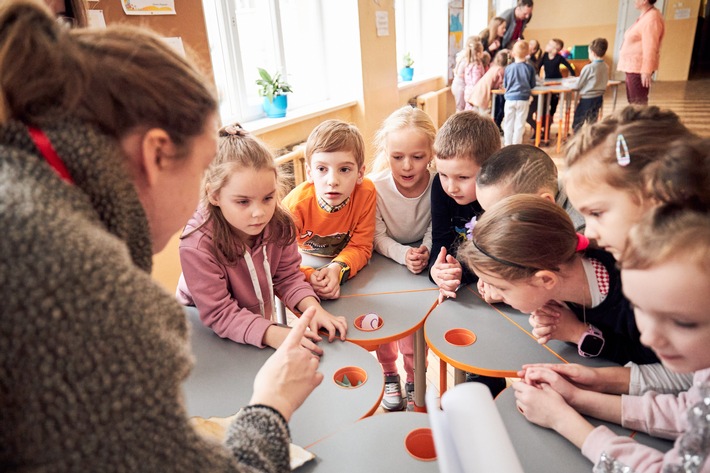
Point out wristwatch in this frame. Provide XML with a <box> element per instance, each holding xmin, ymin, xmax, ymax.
<box><xmin>330</xmin><ymin>261</ymin><xmax>351</xmax><ymax>285</ymax></box>
<box><xmin>577</xmin><ymin>324</ymin><xmax>605</xmax><ymax>358</ymax></box>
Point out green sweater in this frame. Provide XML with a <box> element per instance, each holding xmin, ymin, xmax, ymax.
<box><xmin>0</xmin><ymin>118</ymin><xmax>290</xmax><ymax>472</ymax></box>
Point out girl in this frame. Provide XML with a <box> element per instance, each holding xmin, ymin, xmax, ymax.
<box><xmin>177</xmin><ymin>124</ymin><xmax>347</xmax><ymax>350</ymax></box>
<box><xmin>451</xmin><ymin>48</ymin><xmax>468</xmax><ymax>112</ymax></box>
<box><xmin>458</xmin><ymin>195</ymin><xmax>658</xmax><ymax>365</ymax></box>
<box><xmin>368</xmin><ymin>106</ymin><xmax>436</xmax><ymax>411</ymax></box>
<box><xmin>468</xmin><ymin>49</ymin><xmax>509</xmax><ymax>114</ymax></box>
<box><xmin>514</xmin><ymin>205</ymin><xmax>710</xmax><ymax>473</ymax></box>
<box><xmin>479</xmin><ymin>16</ymin><xmax>507</xmax><ymax>58</ymax></box>
<box><xmin>461</xmin><ymin>36</ymin><xmax>486</xmax><ymax>111</ymax></box>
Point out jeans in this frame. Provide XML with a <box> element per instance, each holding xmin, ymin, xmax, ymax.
<box><xmin>573</xmin><ymin>96</ymin><xmax>603</xmax><ymax>132</ymax></box>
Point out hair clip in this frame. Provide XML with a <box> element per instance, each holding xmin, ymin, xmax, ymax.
<box><xmin>616</xmin><ymin>134</ymin><xmax>630</xmax><ymax>167</ymax></box>
<box><xmin>221</xmin><ymin>123</ymin><xmax>246</xmax><ymax>137</ymax></box>
<box><xmin>465</xmin><ymin>217</ymin><xmax>477</xmax><ymax>241</ymax></box>
<box><xmin>575</xmin><ymin>233</ymin><xmax>590</xmax><ymax>252</ymax></box>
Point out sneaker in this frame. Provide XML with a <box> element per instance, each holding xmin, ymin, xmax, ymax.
<box><xmin>464</xmin><ymin>372</ymin><xmax>507</xmax><ymax>398</ymax></box>
<box><xmin>405</xmin><ymin>382</ymin><xmax>415</xmax><ymax>412</ymax></box>
<box><xmin>381</xmin><ymin>373</ymin><xmax>405</xmax><ymax>411</ymax></box>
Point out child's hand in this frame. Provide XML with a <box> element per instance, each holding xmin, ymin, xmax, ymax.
<box><xmin>519</xmin><ymin>363</ymin><xmax>609</xmax><ymax>394</ymax></box>
<box><xmin>520</xmin><ymin>366</ymin><xmax>581</xmax><ymax>407</ymax></box>
<box><xmin>477</xmin><ymin>279</ymin><xmax>503</xmax><ymax>304</ymax></box>
<box><xmin>531</xmin><ymin>301</ymin><xmax>587</xmax><ymax>345</ymax></box>
<box><xmin>251</xmin><ymin>307</ymin><xmax>323</xmax><ymax>422</ymax></box>
<box><xmin>405</xmin><ymin>245</ymin><xmax>429</xmax><ymax>274</ymax></box>
<box><xmin>310</xmin><ymin>306</ymin><xmax>347</xmax><ymax>342</ymax></box>
<box><xmin>431</xmin><ymin>247</ymin><xmax>462</xmax><ymax>298</ymax></box>
<box><xmin>512</xmin><ymin>380</ymin><xmax>577</xmax><ymax>430</ymax></box>
<box><xmin>309</xmin><ymin>265</ymin><xmax>341</xmax><ymax>300</ymax></box>
<box><xmin>263</xmin><ymin>324</ymin><xmax>324</xmax><ymax>355</ymax></box>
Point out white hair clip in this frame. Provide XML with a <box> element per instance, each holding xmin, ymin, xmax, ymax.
<box><xmin>616</xmin><ymin>134</ymin><xmax>630</xmax><ymax>167</ymax></box>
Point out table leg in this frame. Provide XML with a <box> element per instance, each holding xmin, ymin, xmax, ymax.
<box><xmin>413</xmin><ymin>327</ymin><xmax>427</xmax><ymax>412</ymax></box>
<box><xmin>612</xmin><ymin>84</ymin><xmax>618</xmax><ymax>112</ymax></box>
<box><xmin>491</xmin><ymin>92</ymin><xmax>496</xmax><ymax>118</ymax></box>
<box><xmin>535</xmin><ymin>94</ymin><xmax>543</xmax><ymax>147</ymax></box>
<box><xmin>439</xmin><ymin>358</ymin><xmax>448</xmax><ymax>396</ymax></box>
<box><xmin>454</xmin><ymin>367</ymin><xmax>466</xmax><ymax>385</ymax></box>
<box><xmin>544</xmin><ymin>94</ymin><xmax>551</xmax><ymax>143</ymax></box>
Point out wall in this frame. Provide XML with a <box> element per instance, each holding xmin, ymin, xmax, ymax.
<box><xmin>524</xmin><ymin>0</ymin><xmax>699</xmax><ymax>81</ymax></box>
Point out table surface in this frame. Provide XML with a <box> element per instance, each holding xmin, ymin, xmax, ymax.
<box><xmin>181</xmin><ymin>306</ymin><xmax>385</xmax><ymax>447</ymax></box>
<box><xmin>299</xmin><ymin>412</ymin><xmax>438</xmax><ymax>472</ymax></box>
<box><xmin>424</xmin><ymin>286</ymin><xmax>566</xmax><ymax>377</ymax></box>
<box><xmin>496</xmin><ymin>387</ymin><xmax>673</xmax><ymax>473</ymax></box>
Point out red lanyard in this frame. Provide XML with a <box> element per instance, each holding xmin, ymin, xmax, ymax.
<box><xmin>27</xmin><ymin>126</ymin><xmax>74</xmax><ymax>184</ymax></box>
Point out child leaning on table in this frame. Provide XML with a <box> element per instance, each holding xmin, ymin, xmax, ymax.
<box><xmin>502</xmin><ymin>40</ymin><xmax>536</xmax><ymax>145</ymax></box>
<box><xmin>177</xmin><ymin>124</ymin><xmax>347</xmax><ymax>350</ymax></box>
<box><xmin>283</xmin><ymin>119</ymin><xmax>376</xmax><ymax>300</ymax></box>
<box><xmin>368</xmin><ymin>106</ymin><xmax>437</xmax><ymax>411</ymax></box>
<box><xmin>572</xmin><ymin>37</ymin><xmax>610</xmax><ymax>132</ymax></box>
<box><xmin>514</xmin><ymin>205</ymin><xmax>710</xmax><ymax>473</ymax></box>
<box><xmin>468</xmin><ymin>49</ymin><xmax>509</xmax><ymax>115</ymax></box>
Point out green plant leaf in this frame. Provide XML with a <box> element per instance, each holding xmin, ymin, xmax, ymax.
<box><xmin>256</xmin><ymin>67</ymin><xmax>293</xmax><ymax>102</ymax></box>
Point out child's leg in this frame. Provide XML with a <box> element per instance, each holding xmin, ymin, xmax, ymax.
<box><xmin>503</xmin><ymin>100</ymin><xmax>516</xmax><ymax>146</ymax></box>
<box><xmin>549</xmin><ymin>93</ymin><xmax>560</xmax><ymax>119</ymax></box>
<box><xmin>513</xmin><ymin>101</ymin><xmax>529</xmax><ymax>145</ymax></box>
<box><xmin>376</xmin><ymin>341</ymin><xmax>399</xmax><ymax>375</ymax></box>
<box><xmin>586</xmin><ymin>96</ymin><xmax>604</xmax><ymax>125</ymax></box>
<box><xmin>572</xmin><ymin>98</ymin><xmax>592</xmax><ymax>132</ymax></box>
<box><xmin>377</xmin><ymin>341</ymin><xmax>405</xmax><ymax>411</ymax></box>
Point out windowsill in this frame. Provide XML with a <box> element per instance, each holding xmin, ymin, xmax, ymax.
<box><xmin>241</xmin><ymin>98</ymin><xmax>359</xmax><ymax>135</ymax></box>
<box><xmin>397</xmin><ymin>74</ymin><xmax>446</xmax><ymax>91</ymax></box>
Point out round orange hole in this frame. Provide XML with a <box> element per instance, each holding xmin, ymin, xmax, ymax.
<box><xmin>404</xmin><ymin>428</ymin><xmax>437</xmax><ymax>461</ymax></box>
<box><xmin>354</xmin><ymin>313</ymin><xmax>383</xmax><ymax>332</ymax></box>
<box><xmin>444</xmin><ymin>328</ymin><xmax>476</xmax><ymax>346</ymax></box>
<box><xmin>333</xmin><ymin>366</ymin><xmax>367</xmax><ymax>388</ymax></box>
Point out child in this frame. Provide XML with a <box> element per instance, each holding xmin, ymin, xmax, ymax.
<box><xmin>536</xmin><ymin>38</ymin><xmax>576</xmax><ymax>139</ymax></box>
<box><xmin>428</xmin><ymin>110</ymin><xmax>505</xmax><ymax>396</ymax></box>
<box><xmin>527</xmin><ymin>38</ymin><xmax>542</xmax><ymax>66</ymax></box>
<box><xmin>572</xmin><ymin>38</ymin><xmax>609</xmax><ymax>132</ymax></box>
<box><xmin>468</xmin><ymin>49</ymin><xmax>509</xmax><ymax>115</ymax></box>
<box><xmin>462</xmin><ymin>35</ymin><xmax>486</xmax><ymax>111</ymax></box>
<box><xmin>368</xmin><ymin>106</ymin><xmax>437</xmax><ymax>411</ymax></box>
<box><xmin>177</xmin><ymin>124</ymin><xmax>348</xmax><ymax>349</ymax></box>
<box><xmin>283</xmin><ymin>119</ymin><xmax>377</xmax><ymax>300</ymax></box>
<box><xmin>458</xmin><ymin>194</ymin><xmax>658</xmax><ymax>365</ymax></box>
<box><xmin>502</xmin><ymin>40</ymin><xmax>536</xmax><ymax>146</ymax></box>
<box><xmin>451</xmin><ymin>49</ymin><xmax>467</xmax><ymax>112</ymax></box>
<box><xmin>513</xmin><ymin>205</ymin><xmax>710</xmax><ymax>473</ymax></box>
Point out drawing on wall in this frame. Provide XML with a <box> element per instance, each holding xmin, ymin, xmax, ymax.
<box><xmin>448</xmin><ymin>0</ymin><xmax>463</xmax><ymax>83</ymax></box>
<box><xmin>121</xmin><ymin>0</ymin><xmax>176</xmax><ymax>15</ymax></box>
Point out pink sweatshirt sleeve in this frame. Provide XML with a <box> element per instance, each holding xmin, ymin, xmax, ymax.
<box><xmin>621</xmin><ymin>389</ymin><xmax>691</xmax><ymax>439</ymax></box>
<box><xmin>641</xmin><ymin>11</ymin><xmax>664</xmax><ymax>74</ymax></box>
<box><xmin>272</xmin><ymin>240</ymin><xmax>319</xmax><ymax>312</ymax></box>
<box><xmin>582</xmin><ymin>426</ymin><xmax>668</xmax><ymax>472</ymax></box>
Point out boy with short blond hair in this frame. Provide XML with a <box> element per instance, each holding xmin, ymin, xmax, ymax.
<box><xmin>283</xmin><ymin>119</ymin><xmax>376</xmax><ymax>300</ymax></box>
<box><xmin>503</xmin><ymin>40</ymin><xmax>536</xmax><ymax>145</ymax></box>
<box><xmin>572</xmin><ymin>37</ymin><xmax>609</xmax><ymax>132</ymax></box>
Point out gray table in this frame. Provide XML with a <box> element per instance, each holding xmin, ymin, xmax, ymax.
<box><xmin>496</xmin><ymin>386</ymin><xmax>673</xmax><ymax>472</ymax></box>
<box><xmin>181</xmin><ymin>306</ymin><xmax>384</xmax><ymax>447</ymax></box>
<box><xmin>299</xmin><ymin>412</ymin><xmax>438</xmax><ymax>472</ymax></box>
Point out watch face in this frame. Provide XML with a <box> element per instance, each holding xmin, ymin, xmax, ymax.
<box><xmin>580</xmin><ymin>334</ymin><xmax>604</xmax><ymax>356</ymax></box>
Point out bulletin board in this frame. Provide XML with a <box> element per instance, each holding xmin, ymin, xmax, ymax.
<box><xmin>90</xmin><ymin>0</ymin><xmax>214</xmax><ymax>84</ymax></box>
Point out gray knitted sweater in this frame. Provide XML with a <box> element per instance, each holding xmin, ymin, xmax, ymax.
<box><xmin>0</xmin><ymin>119</ymin><xmax>291</xmax><ymax>472</ymax></box>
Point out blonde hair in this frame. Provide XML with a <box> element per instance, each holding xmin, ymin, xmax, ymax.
<box><xmin>371</xmin><ymin>106</ymin><xmax>436</xmax><ymax>173</ymax></box>
<box><xmin>564</xmin><ymin>106</ymin><xmax>692</xmax><ymax>203</ymax></box>
<box><xmin>185</xmin><ymin>124</ymin><xmax>296</xmax><ymax>264</ymax></box>
<box><xmin>305</xmin><ymin>119</ymin><xmax>365</xmax><ymax>169</ymax></box>
<box><xmin>512</xmin><ymin>40</ymin><xmax>530</xmax><ymax>60</ymax></box>
<box><xmin>494</xmin><ymin>50</ymin><xmax>510</xmax><ymax>67</ymax></box>
<box><xmin>476</xmin><ymin>145</ymin><xmax>558</xmax><ymax>196</ymax></box>
<box><xmin>480</xmin><ymin>17</ymin><xmax>506</xmax><ymax>46</ymax></box>
<box><xmin>0</xmin><ymin>0</ymin><xmax>217</xmax><ymax>157</ymax></box>
<box><xmin>458</xmin><ymin>195</ymin><xmax>578</xmax><ymax>281</ymax></box>
<box><xmin>434</xmin><ymin>111</ymin><xmax>501</xmax><ymax>164</ymax></box>
<box><xmin>464</xmin><ymin>35</ymin><xmax>484</xmax><ymax>65</ymax></box>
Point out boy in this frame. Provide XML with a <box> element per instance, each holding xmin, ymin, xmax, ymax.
<box><xmin>283</xmin><ymin>120</ymin><xmax>376</xmax><ymax>301</ymax></box>
<box><xmin>536</xmin><ymin>38</ymin><xmax>576</xmax><ymax>140</ymax></box>
<box><xmin>503</xmin><ymin>40</ymin><xmax>536</xmax><ymax>146</ymax></box>
<box><xmin>474</xmin><ymin>145</ymin><xmax>586</xmax><ymax>305</ymax></box>
<box><xmin>572</xmin><ymin>38</ymin><xmax>609</xmax><ymax>132</ymax></box>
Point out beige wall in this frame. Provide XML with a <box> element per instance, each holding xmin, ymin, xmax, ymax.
<box><xmin>524</xmin><ymin>0</ymin><xmax>699</xmax><ymax>81</ymax></box>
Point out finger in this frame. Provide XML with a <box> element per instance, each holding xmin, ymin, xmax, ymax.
<box><xmin>435</xmin><ymin>247</ymin><xmax>447</xmax><ymax>264</ymax></box>
<box><xmin>284</xmin><ymin>307</ymin><xmax>317</xmax><ymax>348</ymax></box>
<box><xmin>301</xmin><ymin>335</ymin><xmax>324</xmax><ymax>355</ymax></box>
<box><xmin>445</xmin><ymin>254</ymin><xmax>458</xmax><ymax>264</ymax></box>
<box><xmin>335</xmin><ymin>316</ymin><xmax>347</xmax><ymax>340</ymax></box>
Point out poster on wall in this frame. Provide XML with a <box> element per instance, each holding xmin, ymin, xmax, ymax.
<box><xmin>448</xmin><ymin>0</ymin><xmax>464</xmax><ymax>84</ymax></box>
<box><xmin>121</xmin><ymin>0</ymin><xmax>176</xmax><ymax>15</ymax></box>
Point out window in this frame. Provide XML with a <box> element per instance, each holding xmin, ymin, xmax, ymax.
<box><xmin>203</xmin><ymin>0</ymin><xmax>360</xmax><ymax>124</ymax></box>
<box><xmin>394</xmin><ymin>0</ymin><xmax>448</xmax><ymax>82</ymax></box>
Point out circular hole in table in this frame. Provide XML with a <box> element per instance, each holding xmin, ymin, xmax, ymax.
<box><xmin>333</xmin><ymin>366</ymin><xmax>367</xmax><ymax>388</ymax></box>
<box><xmin>444</xmin><ymin>328</ymin><xmax>476</xmax><ymax>346</ymax></box>
<box><xmin>354</xmin><ymin>313</ymin><xmax>384</xmax><ymax>332</ymax></box>
<box><xmin>404</xmin><ymin>428</ymin><xmax>437</xmax><ymax>461</ymax></box>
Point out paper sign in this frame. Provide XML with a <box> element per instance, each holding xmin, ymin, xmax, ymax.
<box><xmin>87</xmin><ymin>9</ymin><xmax>106</xmax><ymax>28</ymax></box>
<box><xmin>122</xmin><ymin>0</ymin><xmax>176</xmax><ymax>15</ymax></box>
<box><xmin>375</xmin><ymin>10</ymin><xmax>389</xmax><ymax>37</ymax></box>
<box><xmin>674</xmin><ymin>8</ymin><xmax>691</xmax><ymax>20</ymax></box>
<box><xmin>161</xmin><ymin>37</ymin><xmax>186</xmax><ymax>58</ymax></box>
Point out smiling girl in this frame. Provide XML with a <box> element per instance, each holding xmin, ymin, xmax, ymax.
<box><xmin>177</xmin><ymin>124</ymin><xmax>347</xmax><ymax>350</ymax></box>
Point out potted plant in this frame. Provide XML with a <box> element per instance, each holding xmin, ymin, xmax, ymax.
<box><xmin>400</xmin><ymin>52</ymin><xmax>414</xmax><ymax>82</ymax></box>
<box><xmin>256</xmin><ymin>67</ymin><xmax>293</xmax><ymax>118</ymax></box>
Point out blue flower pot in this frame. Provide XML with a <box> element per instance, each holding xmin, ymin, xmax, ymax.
<box><xmin>400</xmin><ymin>67</ymin><xmax>414</xmax><ymax>82</ymax></box>
<box><xmin>262</xmin><ymin>95</ymin><xmax>288</xmax><ymax>118</ymax></box>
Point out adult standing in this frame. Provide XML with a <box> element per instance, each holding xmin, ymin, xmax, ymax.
<box><xmin>617</xmin><ymin>0</ymin><xmax>665</xmax><ymax>105</ymax></box>
<box><xmin>0</xmin><ymin>0</ymin><xmax>322</xmax><ymax>471</ymax></box>
<box><xmin>500</xmin><ymin>0</ymin><xmax>534</xmax><ymax>50</ymax></box>
<box><xmin>479</xmin><ymin>16</ymin><xmax>507</xmax><ymax>59</ymax></box>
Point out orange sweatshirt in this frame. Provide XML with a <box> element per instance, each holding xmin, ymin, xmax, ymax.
<box><xmin>283</xmin><ymin>178</ymin><xmax>376</xmax><ymax>279</ymax></box>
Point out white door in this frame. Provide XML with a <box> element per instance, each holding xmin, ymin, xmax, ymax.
<box><xmin>613</xmin><ymin>0</ymin><xmax>666</xmax><ymax>80</ymax></box>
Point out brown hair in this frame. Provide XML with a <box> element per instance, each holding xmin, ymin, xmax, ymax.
<box><xmin>494</xmin><ymin>49</ymin><xmax>510</xmax><ymax>67</ymax></box>
<box><xmin>476</xmin><ymin>144</ymin><xmax>558</xmax><ymax>196</ymax></box>
<box><xmin>589</xmin><ymin>38</ymin><xmax>608</xmax><ymax>58</ymax></box>
<box><xmin>551</xmin><ymin>38</ymin><xmax>564</xmax><ymax>50</ymax></box>
<box><xmin>564</xmin><ymin>106</ymin><xmax>692</xmax><ymax>203</ymax></box>
<box><xmin>305</xmin><ymin>119</ymin><xmax>365</xmax><ymax>169</ymax></box>
<box><xmin>185</xmin><ymin>124</ymin><xmax>296</xmax><ymax>264</ymax></box>
<box><xmin>434</xmin><ymin>110</ymin><xmax>501</xmax><ymax>164</ymax></box>
<box><xmin>371</xmin><ymin>106</ymin><xmax>436</xmax><ymax>173</ymax></box>
<box><xmin>621</xmin><ymin>206</ymin><xmax>710</xmax><ymax>274</ymax></box>
<box><xmin>0</xmin><ymin>0</ymin><xmax>217</xmax><ymax>158</ymax></box>
<box><xmin>458</xmin><ymin>194</ymin><xmax>577</xmax><ymax>281</ymax></box>
<box><xmin>480</xmin><ymin>17</ymin><xmax>506</xmax><ymax>46</ymax></box>
<box><xmin>512</xmin><ymin>40</ymin><xmax>529</xmax><ymax>60</ymax></box>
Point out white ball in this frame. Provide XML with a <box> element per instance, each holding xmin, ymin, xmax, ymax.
<box><xmin>361</xmin><ymin>312</ymin><xmax>380</xmax><ymax>330</ymax></box>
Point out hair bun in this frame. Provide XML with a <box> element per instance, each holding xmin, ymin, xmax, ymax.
<box><xmin>219</xmin><ymin>123</ymin><xmax>249</xmax><ymax>137</ymax></box>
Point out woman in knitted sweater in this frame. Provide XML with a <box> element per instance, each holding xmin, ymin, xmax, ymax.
<box><xmin>0</xmin><ymin>1</ymin><xmax>321</xmax><ymax>471</ymax></box>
